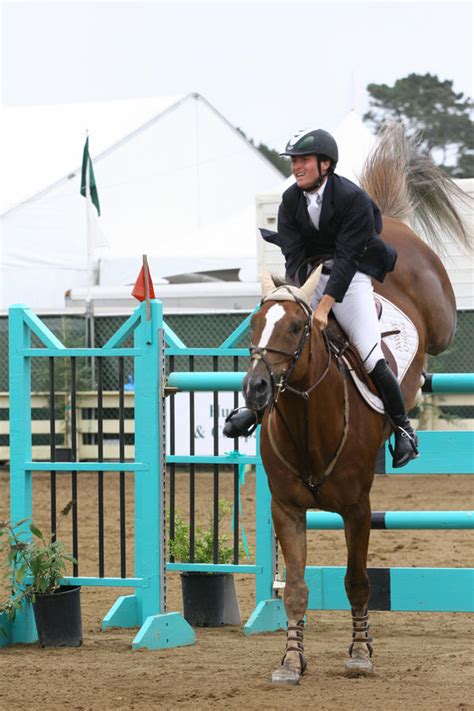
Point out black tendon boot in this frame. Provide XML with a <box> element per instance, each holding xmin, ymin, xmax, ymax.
<box><xmin>223</xmin><ymin>408</ymin><xmax>259</xmax><ymax>438</ymax></box>
<box><xmin>370</xmin><ymin>359</ymin><xmax>419</xmax><ymax>468</ymax></box>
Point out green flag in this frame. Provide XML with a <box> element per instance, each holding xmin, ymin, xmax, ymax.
<box><xmin>80</xmin><ymin>137</ymin><xmax>101</xmax><ymax>216</ymax></box>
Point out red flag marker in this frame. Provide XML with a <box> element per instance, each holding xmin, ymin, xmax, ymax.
<box><xmin>132</xmin><ymin>258</ymin><xmax>156</xmax><ymax>302</ymax></box>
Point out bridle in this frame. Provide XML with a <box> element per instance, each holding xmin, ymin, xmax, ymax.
<box><xmin>249</xmin><ymin>286</ymin><xmax>349</xmax><ymax>500</ymax></box>
<box><xmin>249</xmin><ymin>287</ymin><xmax>331</xmax><ymax>406</ymax></box>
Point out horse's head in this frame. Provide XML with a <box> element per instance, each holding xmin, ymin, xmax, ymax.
<box><xmin>243</xmin><ymin>268</ymin><xmax>322</xmax><ymax>412</ymax></box>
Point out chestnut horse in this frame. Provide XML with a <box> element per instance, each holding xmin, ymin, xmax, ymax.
<box><xmin>243</xmin><ymin>124</ymin><xmax>470</xmax><ymax>683</ymax></box>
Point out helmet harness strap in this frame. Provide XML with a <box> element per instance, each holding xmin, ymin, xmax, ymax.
<box><xmin>306</xmin><ymin>155</ymin><xmax>333</xmax><ymax>192</ymax></box>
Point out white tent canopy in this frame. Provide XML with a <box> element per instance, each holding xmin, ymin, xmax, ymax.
<box><xmin>0</xmin><ymin>94</ymin><xmax>282</xmax><ymax>310</ymax></box>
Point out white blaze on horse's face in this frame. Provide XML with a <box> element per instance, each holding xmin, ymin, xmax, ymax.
<box><xmin>252</xmin><ymin>304</ymin><xmax>286</xmax><ymax>370</ymax></box>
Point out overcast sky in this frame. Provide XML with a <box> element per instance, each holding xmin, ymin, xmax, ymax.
<box><xmin>1</xmin><ymin>0</ymin><xmax>472</xmax><ymax>150</ymax></box>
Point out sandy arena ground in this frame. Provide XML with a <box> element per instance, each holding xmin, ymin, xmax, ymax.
<box><xmin>0</xmin><ymin>468</ymin><xmax>473</xmax><ymax>711</ymax></box>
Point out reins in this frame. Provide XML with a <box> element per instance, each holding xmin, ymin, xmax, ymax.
<box><xmin>252</xmin><ymin>288</ymin><xmax>350</xmax><ymax>500</ymax></box>
<box><xmin>268</xmin><ymin>375</ymin><xmax>350</xmax><ymax>498</ymax></box>
<box><xmin>283</xmin><ymin>329</ymin><xmax>332</xmax><ymax>400</ymax></box>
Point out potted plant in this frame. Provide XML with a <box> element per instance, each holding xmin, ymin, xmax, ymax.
<box><xmin>0</xmin><ymin>517</ymin><xmax>82</xmax><ymax>647</ymax></box>
<box><xmin>169</xmin><ymin>500</ymin><xmax>247</xmax><ymax>627</ymax></box>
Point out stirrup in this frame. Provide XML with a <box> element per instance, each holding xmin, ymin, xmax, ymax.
<box><xmin>388</xmin><ymin>426</ymin><xmax>419</xmax><ymax>468</ymax></box>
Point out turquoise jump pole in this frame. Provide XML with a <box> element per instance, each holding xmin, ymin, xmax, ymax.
<box><xmin>167</xmin><ymin>371</ymin><xmax>246</xmax><ymax>392</ymax></box>
<box><xmin>422</xmin><ymin>372</ymin><xmax>474</xmax><ymax>393</ymax></box>
<box><xmin>306</xmin><ymin>510</ymin><xmax>474</xmax><ymax>530</ymax></box>
<box><xmin>168</xmin><ymin>371</ymin><xmax>474</xmax><ymax>394</ymax></box>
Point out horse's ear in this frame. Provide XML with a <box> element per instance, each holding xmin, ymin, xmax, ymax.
<box><xmin>260</xmin><ymin>269</ymin><xmax>276</xmax><ymax>296</ymax></box>
<box><xmin>300</xmin><ymin>265</ymin><xmax>322</xmax><ymax>302</ymax></box>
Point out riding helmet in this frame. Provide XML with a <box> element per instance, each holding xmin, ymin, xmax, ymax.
<box><xmin>281</xmin><ymin>128</ymin><xmax>339</xmax><ymax>166</ymax></box>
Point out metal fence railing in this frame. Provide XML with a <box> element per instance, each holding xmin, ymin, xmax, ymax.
<box><xmin>1</xmin><ymin>310</ymin><xmax>473</xmax><ymax>393</ymax></box>
<box><xmin>0</xmin><ymin>311</ymin><xmax>253</xmax><ymax>392</ymax></box>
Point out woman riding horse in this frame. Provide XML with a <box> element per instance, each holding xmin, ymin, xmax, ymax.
<box><xmin>224</xmin><ymin>127</ymin><xmax>419</xmax><ymax>468</ymax></box>
<box><xmin>226</xmin><ymin>123</ymin><xmax>469</xmax><ymax>682</ymax></box>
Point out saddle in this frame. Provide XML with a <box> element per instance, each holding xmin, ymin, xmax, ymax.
<box><xmin>326</xmin><ymin>295</ymin><xmax>419</xmax><ymax>414</ymax></box>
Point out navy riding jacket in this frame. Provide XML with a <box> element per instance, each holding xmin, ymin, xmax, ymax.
<box><xmin>262</xmin><ymin>173</ymin><xmax>397</xmax><ymax>302</ymax></box>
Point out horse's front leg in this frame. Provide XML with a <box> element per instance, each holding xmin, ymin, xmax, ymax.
<box><xmin>342</xmin><ymin>494</ymin><xmax>374</xmax><ymax>677</ymax></box>
<box><xmin>271</xmin><ymin>497</ymin><xmax>308</xmax><ymax>685</ymax></box>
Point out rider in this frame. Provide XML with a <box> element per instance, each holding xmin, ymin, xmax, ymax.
<box><xmin>223</xmin><ymin>127</ymin><xmax>419</xmax><ymax>468</ymax></box>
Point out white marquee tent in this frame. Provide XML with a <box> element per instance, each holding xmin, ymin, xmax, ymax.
<box><xmin>0</xmin><ymin>93</ymin><xmax>282</xmax><ymax>310</ymax></box>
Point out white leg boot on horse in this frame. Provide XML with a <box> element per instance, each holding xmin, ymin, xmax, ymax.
<box><xmin>270</xmin><ymin>499</ymin><xmax>309</xmax><ymax>685</ymax></box>
<box><xmin>343</xmin><ymin>498</ymin><xmax>374</xmax><ymax>676</ymax></box>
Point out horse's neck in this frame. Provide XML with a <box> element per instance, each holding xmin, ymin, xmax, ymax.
<box><xmin>308</xmin><ymin>329</ymin><xmax>337</xmax><ymax>384</ymax></box>
<box><xmin>288</xmin><ymin>329</ymin><xmax>336</xmax><ymax>388</ymax></box>
<box><xmin>301</xmin><ymin>331</ymin><xmax>346</xmax><ymax>457</ymax></box>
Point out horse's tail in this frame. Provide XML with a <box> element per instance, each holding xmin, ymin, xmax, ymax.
<box><xmin>359</xmin><ymin>122</ymin><xmax>471</xmax><ymax>251</ymax></box>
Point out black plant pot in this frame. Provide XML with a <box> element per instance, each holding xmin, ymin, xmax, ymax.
<box><xmin>180</xmin><ymin>572</ymin><xmax>241</xmax><ymax>627</ymax></box>
<box><xmin>33</xmin><ymin>585</ymin><xmax>83</xmax><ymax>647</ymax></box>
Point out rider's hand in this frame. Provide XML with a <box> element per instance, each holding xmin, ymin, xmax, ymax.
<box><xmin>312</xmin><ymin>295</ymin><xmax>335</xmax><ymax>330</ymax></box>
<box><xmin>313</xmin><ymin>305</ymin><xmax>328</xmax><ymax>330</ymax></box>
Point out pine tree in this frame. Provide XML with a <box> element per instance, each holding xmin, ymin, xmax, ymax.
<box><xmin>364</xmin><ymin>73</ymin><xmax>473</xmax><ymax>178</ymax></box>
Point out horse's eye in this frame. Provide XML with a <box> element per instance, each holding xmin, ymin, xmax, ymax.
<box><xmin>289</xmin><ymin>321</ymin><xmax>302</xmax><ymax>334</ymax></box>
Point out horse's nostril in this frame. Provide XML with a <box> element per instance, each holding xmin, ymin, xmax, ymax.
<box><xmin>255</xmin><ymin>378</ymin><xmax>268</xmax><ymax>394</ymax></box>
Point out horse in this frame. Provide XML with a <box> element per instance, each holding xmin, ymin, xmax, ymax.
<box><xmin>243</xmin><ymin>123</ymin><xmax>471</xmax><ymax>684</ymax></box>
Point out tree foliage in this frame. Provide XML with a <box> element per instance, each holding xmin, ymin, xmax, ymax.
<box><xmin>364</xmin><ymin>73</ymin><xmax>473</xmax><ymax>178</ymax></box>
<box><xmin>237</xmin><ymin>128</ymin><xmax>291</xmax><ymax>177</ymax></box>
<box><xmin>257</xmin><ymin>142</ymin><xmax>292</xmax><ymax>177</ymax></box>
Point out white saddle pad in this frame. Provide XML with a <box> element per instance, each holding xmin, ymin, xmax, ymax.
<box><xmin>342</xmin><ymin>295</ymin><xmax>419</xmax><ymax>414</ymax></box>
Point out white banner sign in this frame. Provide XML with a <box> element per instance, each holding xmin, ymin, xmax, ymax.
<box><xmin>166</xmin><ymin>391</ymin><xmax>257</xmax><ymax>457</ymax></box>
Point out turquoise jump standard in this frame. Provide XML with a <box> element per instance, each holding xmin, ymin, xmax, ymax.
<box><xmin>5</xmin><ymin>301</ymin><xmax>195</xmax><ymax>650</ymax></box>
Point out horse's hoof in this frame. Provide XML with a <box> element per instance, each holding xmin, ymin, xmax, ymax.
<box><xmin>271</xmin><ymin>666</ymin><xmax>301</xmax><ymax>685</ymax></box>
<box><xmin>344</xmin><ymin>656</ymin><xmax>374</xmax><ymax>677</ymax></box>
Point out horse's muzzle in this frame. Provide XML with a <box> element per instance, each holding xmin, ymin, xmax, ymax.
<box><xmin>243</xmin><ymin>371</ymin><xmax>272</xmax><ymax>411</ymax></box>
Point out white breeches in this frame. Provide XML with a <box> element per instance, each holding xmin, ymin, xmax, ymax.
<box><xmin>311</xmin><ymin>271</ymin><xmax>384</xmax><ymax>373</ymax></box>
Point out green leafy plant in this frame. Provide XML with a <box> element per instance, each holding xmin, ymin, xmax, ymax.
<box><xmin>169</xmin><ymin>500</ymin><xmax>249</xmax><ymax>565</ymax></box>
<box><xmin>0</xmin><ymin>518</ymin><xmax>76</xmax><ymax>629</ymax></box>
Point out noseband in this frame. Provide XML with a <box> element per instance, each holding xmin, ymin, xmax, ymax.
<box><xmin>249</xmin><ymin>287</ymin><xmax>331</xmax><ymax>405</ymax></box>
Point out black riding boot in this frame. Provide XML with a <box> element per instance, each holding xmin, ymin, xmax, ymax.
<box><xmin>223</xmin><ymin>408</ymin><xmax>259</xmax><ymax>438</ymax></box>
<box><xmin>370</xmin><ymin>359</ymin><xmax>419</xmax><ymax>468</ymax></box>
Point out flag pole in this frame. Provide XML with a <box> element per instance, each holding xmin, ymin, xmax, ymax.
<box><xmin>84</xmin><ymin>131</ymin><xmax>93</xmax><ymax>306</ymax></box>
<box><xmin>84</xmin><ymin>131</ymin><xmax>95</xmax><ymax>384</ymax></box>
<box><xmin>142</xmin><ymin>254</ymin><xmax>151</xmax><ymax>321</ymax></box>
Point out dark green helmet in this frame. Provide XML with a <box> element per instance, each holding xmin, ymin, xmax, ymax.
<box><xmin>281</xmin><ymin>128</ymin><xmax>339</xmax><ymax>166</ymax></box>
